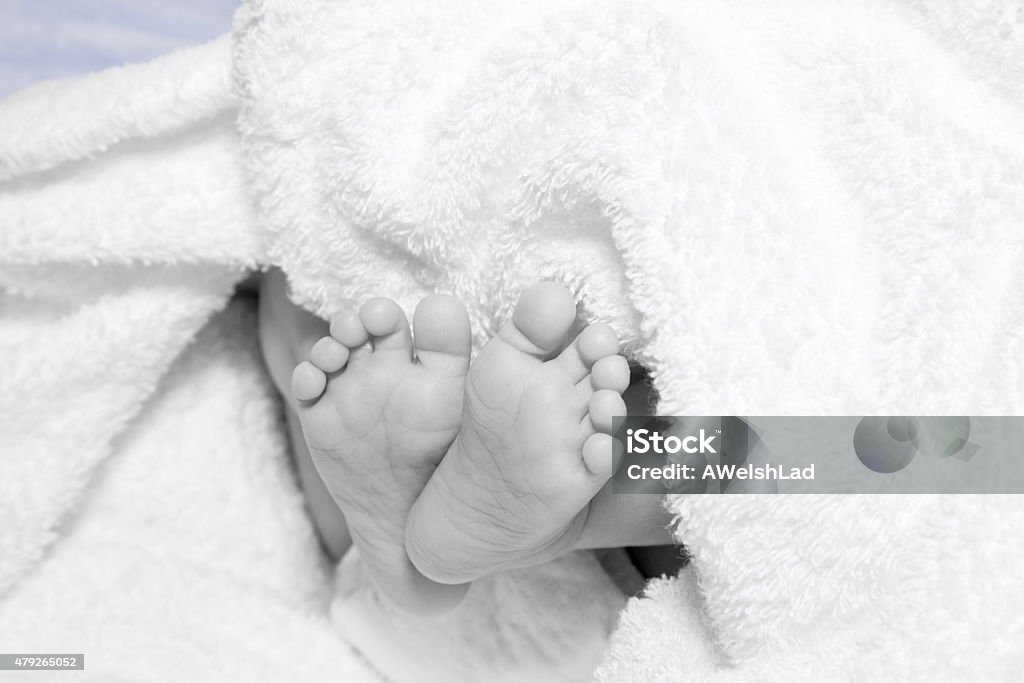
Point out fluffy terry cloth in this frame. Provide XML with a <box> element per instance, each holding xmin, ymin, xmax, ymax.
<box><xmin>0</xmin><ymin>19</ymin><xmax>623</xmax><ymax>683</ymax></box>
<box><xmin>0</xmin><ymin>36</ymin><xmax>373</xmax><ymax>680</ymax></box>
<box><xmin>235</xmin><ymin>0</ymin><xmax>1024</xmax><ymax>680</ymax></box>
<box><xmin>0</xmin><ymin>299</ymin><xmax>372</xmax><ymax>681</ymax></box>
<box><xmin>0</xmin><ymin>35</ymin><xmax>257</xmax><ymax>599</ymax></box>
<box><xmin>3</xmin><ymin>0</ymin><xmax>1024</xmax><ymax>682</ymax></box>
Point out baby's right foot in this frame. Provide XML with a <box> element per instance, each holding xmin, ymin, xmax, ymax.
<box><xmin>405</xmin><ymin>283</ymin><xmax>629</xmax><ymax>584</ymax></box>
<box><xmin>291</xmin><ymin>295</ymin><xmax>472</xmax><ymax>614</ymax></box>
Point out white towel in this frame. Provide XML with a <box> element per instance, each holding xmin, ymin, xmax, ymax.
<box><xmin>3</xmin><ymin>0</ymin><xmax>1023</xmax><ymax>680</ymax></box>
<box><xmin>0</xmin><ymin>35</ymin><xmax>256</xmax><ymax>598</ymax></box>
<box><xmin>0</xmin><ymin>20</ymin><xmax>624</xmax><ymax>683</ymax></box>
<box><xmin>1</xmin><ymin>298</ymin><xmax>374</xmax><ymax>681</ymax></box>
<box><xmin>235</xmin><ymin>0</ymin><xmax>1024</xmax><ymax>680</ymax></box>
<box><xmin>0</xmin><ymin>36</ymin><xmax>375</xmax><ymax>681</ymax></box>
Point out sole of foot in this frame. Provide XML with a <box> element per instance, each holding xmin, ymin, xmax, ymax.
<box><xmin>292</xmin><ymin>294</ymin><xmax>473</xmax><ymax>614</ymax></box>
<box><xmin>405</xmin><ymin>282</ymin><xmax>629</xmax><ymax>584</ymax></box>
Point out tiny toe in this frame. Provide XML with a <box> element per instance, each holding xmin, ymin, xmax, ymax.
<box><xmin>309</xmin><ymin>337</ymin><xmax>350</xmax><ymax>373</ymax></box>
<box><xmin>589</xmin><ymin>389</ymin><xmax>627</xmax><ymax>434</ymax></box>
<box><xmin>591</xmin><ymin>355</ymin><xmax>630</xmax><ymax>393</ymax></box>
<box><xmin>414</xmin><ymin>295</ymin><xmax>471</xmax><ymax>374</ymax></box>
<box><xmin>501</xmin><ymin>282</ymin><xmax>578</xmax><ymax>357</ymax></box>
<box><xmin>555</xmin><ymin>323</ymin><xmax>619</xmax><ymax>380</ymax></box>
<box><xmin>359</xmin><ymin>298</ymin><xmax>402</xmax><ymax>336</ymax></box>
<box><xmin>582</xmin><ymin>432</ymin><xmax>621</xmax><ymax>478</ymax></box>
<box><xmin>292</xmin><ymin>361</ymin><xmax>328</xmax><ymax>402</ymax></box>
<box><xmin>330</xmin><ymin>308</ymin><xmax>369</xmax><ymax>348</ymax></box>
<box><xmin>359</xmin><ymin>298</ymin><xmax>412</xmax><ymax>354</ymax></box>
<box><xmin>575</xmin><ymin>324</ymin><xmax>619</xmax><ymax>366</ymax></box>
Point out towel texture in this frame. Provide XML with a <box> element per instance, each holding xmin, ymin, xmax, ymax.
<box><xmin>0</xmin><ymin>36</ymin><xmax>256</xmax><ymax>600</ymax></box>
<box><xmin>1</xmin><ymin>299</ymin><xmax>373</xmax><ymax>680</ymax></box>
<box><xmin>2</xmin><ymin>0</ymin><xmax>1023</xmax><ymax>681</ymax></box>
<box><xmin>0</xmin><ymin>11</ymin><xmax>625</xmax><ymax>683</ymax></box>
<box><xmin>235</xmin><ymin>0</ymin><xmax>1024</xmax><ymax>680</ymax></box>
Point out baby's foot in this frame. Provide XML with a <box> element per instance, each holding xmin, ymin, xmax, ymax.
<box><xmin>405</xmin><ymin>282</ymin><xmax>629</xmax><ymax>584</ymax></box>
<box><xmin>291</xmin><ymin>295</ymin><xmax>472</xmax><ymax>614</ymax></box>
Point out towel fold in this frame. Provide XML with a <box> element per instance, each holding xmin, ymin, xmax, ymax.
<box><xmin>0</xmin><ymin>36</ymin><xmax>256</xmax><ymax>600</ymax></box>
<box><xmin>237</xmin><ymin>0</ymin><xmax>1024</xmax><ymax>680</ymax></box>
<box><xmin>0</xmin><ymin>11</ymin><xmax>625</xmax><ymax>682</ymax></box>
<box><xmin>3</xmin><ymin>0</ymin><xmax>1023</xmax><ymax>680</ymax></box>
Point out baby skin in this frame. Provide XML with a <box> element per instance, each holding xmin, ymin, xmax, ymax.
<box><xmin>290</xmin><ymin>282</ymin><xmax>630</xmax><ymax>612</ymax></box>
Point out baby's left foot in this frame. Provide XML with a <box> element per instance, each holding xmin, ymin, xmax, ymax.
<box><xmin>405</xmin><ymin>283</ymin><xmax>629</xmax><ymax>584</ymax></box>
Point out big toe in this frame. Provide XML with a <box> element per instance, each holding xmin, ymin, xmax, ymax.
<box><xmin>413</xmin><ymin>294</ymin><xmax>471</xmax><ymax>374</ymax></box>
<box><xmin>502</xmin><ymin>282</ymin><xmax>577</xmax><ymax>357</ymax></box>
